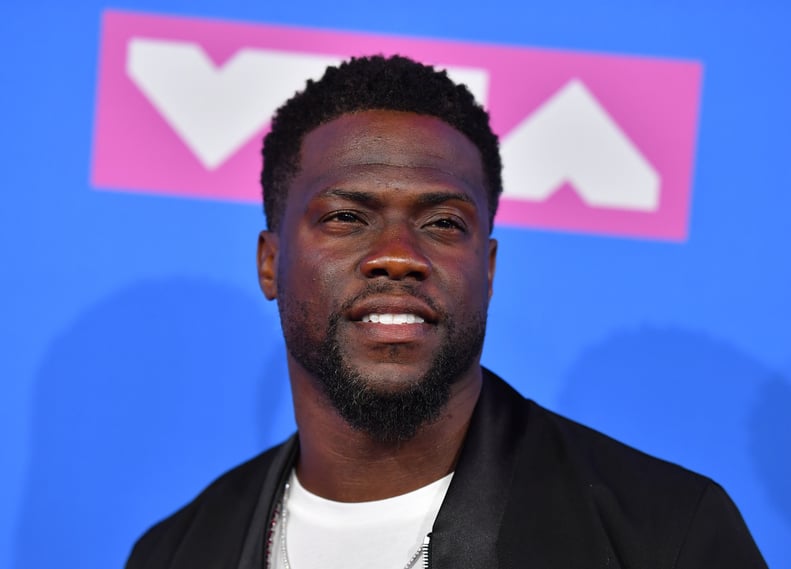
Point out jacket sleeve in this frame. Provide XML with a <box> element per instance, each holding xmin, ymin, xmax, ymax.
<box><xmin>674</xmin><ymin>482</ymin><xmax>767</xmax><ymax>569</ymax></box>
<box><xmin>124</xmin><ymin>508</ymin><xmax>196</xmax><ymax>569</ymax></box>
<box><xmin>125</xmin><ymin>529</ymin><xmax>160</xmax><ymax>569</ymax></box>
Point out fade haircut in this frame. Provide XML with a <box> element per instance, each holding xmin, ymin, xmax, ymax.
<box><xmin>261</xmin><ymin>54</ymin><xmax>502</xmax><ymax>232</ymax></box>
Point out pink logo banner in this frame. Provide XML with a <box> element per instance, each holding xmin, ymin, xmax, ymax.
<box><xmin>92</xmin><ymin>10</ymin><xmax>702</xmax><ymax>240</ymax></box>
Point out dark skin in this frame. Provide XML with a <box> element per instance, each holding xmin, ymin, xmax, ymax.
<box><xmin>257</xmin><ymin>110</ymin><xmax>497</xmax><ymax>502</ymax></box>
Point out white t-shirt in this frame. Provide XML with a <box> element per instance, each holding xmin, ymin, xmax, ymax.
<box><xmin>268</xmin><ymin>470</ymin><xmax>453</xmax><ymax>569</ymax></box>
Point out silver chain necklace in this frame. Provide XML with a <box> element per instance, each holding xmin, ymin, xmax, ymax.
<box><xmin>277</xmin><ymin>481</ymin><xmax>429</xmax><ymax>569</ymax></box>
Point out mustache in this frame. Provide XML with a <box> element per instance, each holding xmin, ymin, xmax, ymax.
<box><xmin>336</xmin><ymin>281</ymin><xmax>442</xmax><ymax>316</ymax></box>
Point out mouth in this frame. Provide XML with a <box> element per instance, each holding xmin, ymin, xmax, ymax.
<box><xmin>347</xmin><ymin>296</ymin><xmax>438</xmax><ymax>325</ymax></box>
<box><xmin>360</xmin><ymin>313</ymin><xmax>426</xmax><ymax>325</ymax></box>
<box><xmin>344</xmin><ymin>296</ymin><xmax>440</xmax><ymax>348</ymax></box>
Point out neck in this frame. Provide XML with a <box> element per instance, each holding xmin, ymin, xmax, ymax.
<box><xmin>289</xmin><ymin>359</ymin><xmax>482</xmax><ymax>502</ymax></box>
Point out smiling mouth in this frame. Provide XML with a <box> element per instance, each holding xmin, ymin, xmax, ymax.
<box><xmin>360</xmin><ymin>313</ymin><xmax>426</xmax><ymax>324</ymax></box>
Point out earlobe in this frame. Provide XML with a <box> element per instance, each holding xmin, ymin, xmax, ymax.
<box><xmin>487</xmin><ymin>238</ymin><xmax>497</xmax><ymax>301</ymax></box>
<box><xmin>257</xmin><ymin>230</ymin><xmax>280</xmax><ymax>300</ymax></box>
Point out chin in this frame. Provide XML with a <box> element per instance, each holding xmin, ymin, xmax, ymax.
<box><xmin>351</xmin><ymin>363</ymin><xmax>433</xmax><ymax>392</ymax></box>
<box><xmin>317</xmin><ymin>358</ymin><xmax>452</xmax><ymax>443</ymax></box>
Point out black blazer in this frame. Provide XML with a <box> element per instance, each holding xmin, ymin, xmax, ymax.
<box><xmin>126</xmin><ymin>369</ymin><xmax>767</xmax><ymax>568</ymax></box>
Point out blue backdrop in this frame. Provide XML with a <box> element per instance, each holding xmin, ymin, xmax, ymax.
<box><xmin>2</xmin><ymin>1</ymin><xmax>789</xmax><ymax>568</ymax></box>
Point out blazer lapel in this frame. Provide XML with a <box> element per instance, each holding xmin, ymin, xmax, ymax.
<box><xmin>432</xmin><ymin>369</ymin><xmax>622</xmax><ymax>569</ymax></box>
<box><xmin>165</xmin><ymin>436</ymin><xmax>298</xmax><ymax>569</ymax></box>
<box><xmin>496</xmin><ymin>401</ymin><xmax>623</xmax><ymax>568</ymax></box>
<box><xmin>430</xmin><ymin>369</ymin><xmax>525</xmax><ymax>569</ymax></box>
<box><xmin>237</xmin><ymin>435</ymin><xmax>299</xmax><ymax>569</ymax></box>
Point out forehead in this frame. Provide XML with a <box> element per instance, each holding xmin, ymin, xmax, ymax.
<box><xmin>294</xmin><ymin>110</ymin><xmax>487</xmax><ymax>198</ymax></box>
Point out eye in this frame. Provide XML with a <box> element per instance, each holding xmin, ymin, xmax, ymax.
<box><xmin>319</xmin><ymin>210</ymin><xmax>369</xmax><ymax>235</ymax></box>
<box><xmin>323</xmin><ymin>211</ymin><xmax>364</xmax><ymax>224</ymax></box>
<box><xmin>425</xmin><ymin>216</ymin><xmax>467</xmax><ymax>233</ymax></box>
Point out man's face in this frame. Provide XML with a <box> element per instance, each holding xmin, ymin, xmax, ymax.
<box><xmin>258</xmin><ymin>109</ymin><xmax>497</xmax><ymax>441</ymax></box>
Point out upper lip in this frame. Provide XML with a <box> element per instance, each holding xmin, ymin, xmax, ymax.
<box><xmin>347</xmin><ymin>296</ymin><xmax>438</xmax><ymax>324</ymax></box>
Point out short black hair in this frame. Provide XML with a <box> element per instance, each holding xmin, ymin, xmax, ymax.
<box><xmin>261</xmin><ymin>54</ymin><xmax>502</xmax><ymax>232</ymax></box>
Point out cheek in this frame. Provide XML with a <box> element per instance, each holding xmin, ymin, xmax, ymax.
<box><xmin>444</xmin><ymin>251</ymin><xmax>492</xmax><ymax>297</ymax></box>
<box><xmin>278</xmin><ymin>246</ymin><xmax>351</xmax><ymax>312</ymax></box>
<box><xmin>307</xmin><ymin>250</ymin><xmax>352</xmax><ymax>297</ymax></box>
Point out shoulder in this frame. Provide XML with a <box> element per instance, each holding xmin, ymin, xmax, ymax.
<box><xmin>480</xmin><ymin>370</ymin><xmax>766</xmax><ymax>566</ymax></box>
<box><xmin>532</xmin><ymin>402</ymin><xmax>765</xmax><ymax>566</ymax></box>
<box><xmin>530</xmin><ymin>397</ymin><xmax>710</xmax><ymax>500</ymax></box>
<box><xmin>482</xmin><ymin>369</ymin><xmax>712</xmax><ymax>505</ymax></box>
<box><xmin>126</xmin><ymin>438</ymin><xmax>295</xmax><ymax>569</ymax></box>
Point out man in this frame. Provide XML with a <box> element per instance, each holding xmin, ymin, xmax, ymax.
<box><xmin>126</xmin><ymin>55</ymin><xmax>766</xmax><ymax>568</ymax></box>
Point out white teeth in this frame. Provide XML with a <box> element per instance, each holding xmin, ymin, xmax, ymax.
<box><xmin>361</xmin><ymin>313</ymin><xmax>425</xmax><ymax>324</ymax></box>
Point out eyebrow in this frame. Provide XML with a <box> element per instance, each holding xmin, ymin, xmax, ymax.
<box><xmin>318</xmin><ymin>188</ymin><xmax>381</xmax><ymax>206</ymax></box>
<box><xmin>318</xmin><ymin>188</ymin><xmax>477</xmax><ymax>208</ymax></box>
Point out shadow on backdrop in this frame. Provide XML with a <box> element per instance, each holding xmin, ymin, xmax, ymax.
<box><xmin>14</xmin><ymin>277</ymin><xmax>292</xmax><ymax>569</ymax></box>
<box><xmin>749</xmin><ymin>375</ymin><xmax>791</xmax><ymax>526</ymax></box>
<box><xmin>555</xmin><ymin>326</ymin><xmax>791</xmax><ymax>550</ymax></box>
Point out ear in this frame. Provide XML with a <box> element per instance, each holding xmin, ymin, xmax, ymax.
<box><xmin>487</xmin><ymin>238</ymin><xmax>497</xmax><ymax>301</ymax></box>
<box><xmin>257</xmin><ymin>230</ymin><xmax>280</xmax><ymax>300</ymax></box>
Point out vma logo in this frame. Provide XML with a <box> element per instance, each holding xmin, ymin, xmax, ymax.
<box><xmin>93</xmin><ymin>10</ymin><xmax>702</xmax><ymax>241</ymax></box>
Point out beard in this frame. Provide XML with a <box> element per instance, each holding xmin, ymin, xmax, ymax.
<box><xmin>279</xmin><ymin>282</ymin><xmax>486</xmax><ymax>443</ymax></box>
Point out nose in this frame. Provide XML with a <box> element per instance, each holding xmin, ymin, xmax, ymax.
<box><xmin>360</xmin><ymin>226</ymin><xmax>431</xmax><ymax>281</ymax></box>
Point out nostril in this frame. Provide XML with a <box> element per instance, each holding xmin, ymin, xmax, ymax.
<box><xmin>362</xmin><ymin>259</ymin><xmax>430</xmax><ymax>281</ymax></box>
<box><xmin>409</xmin><ymin>270</ymin><xmax>428</xmax><ymax>282</ymax></box>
